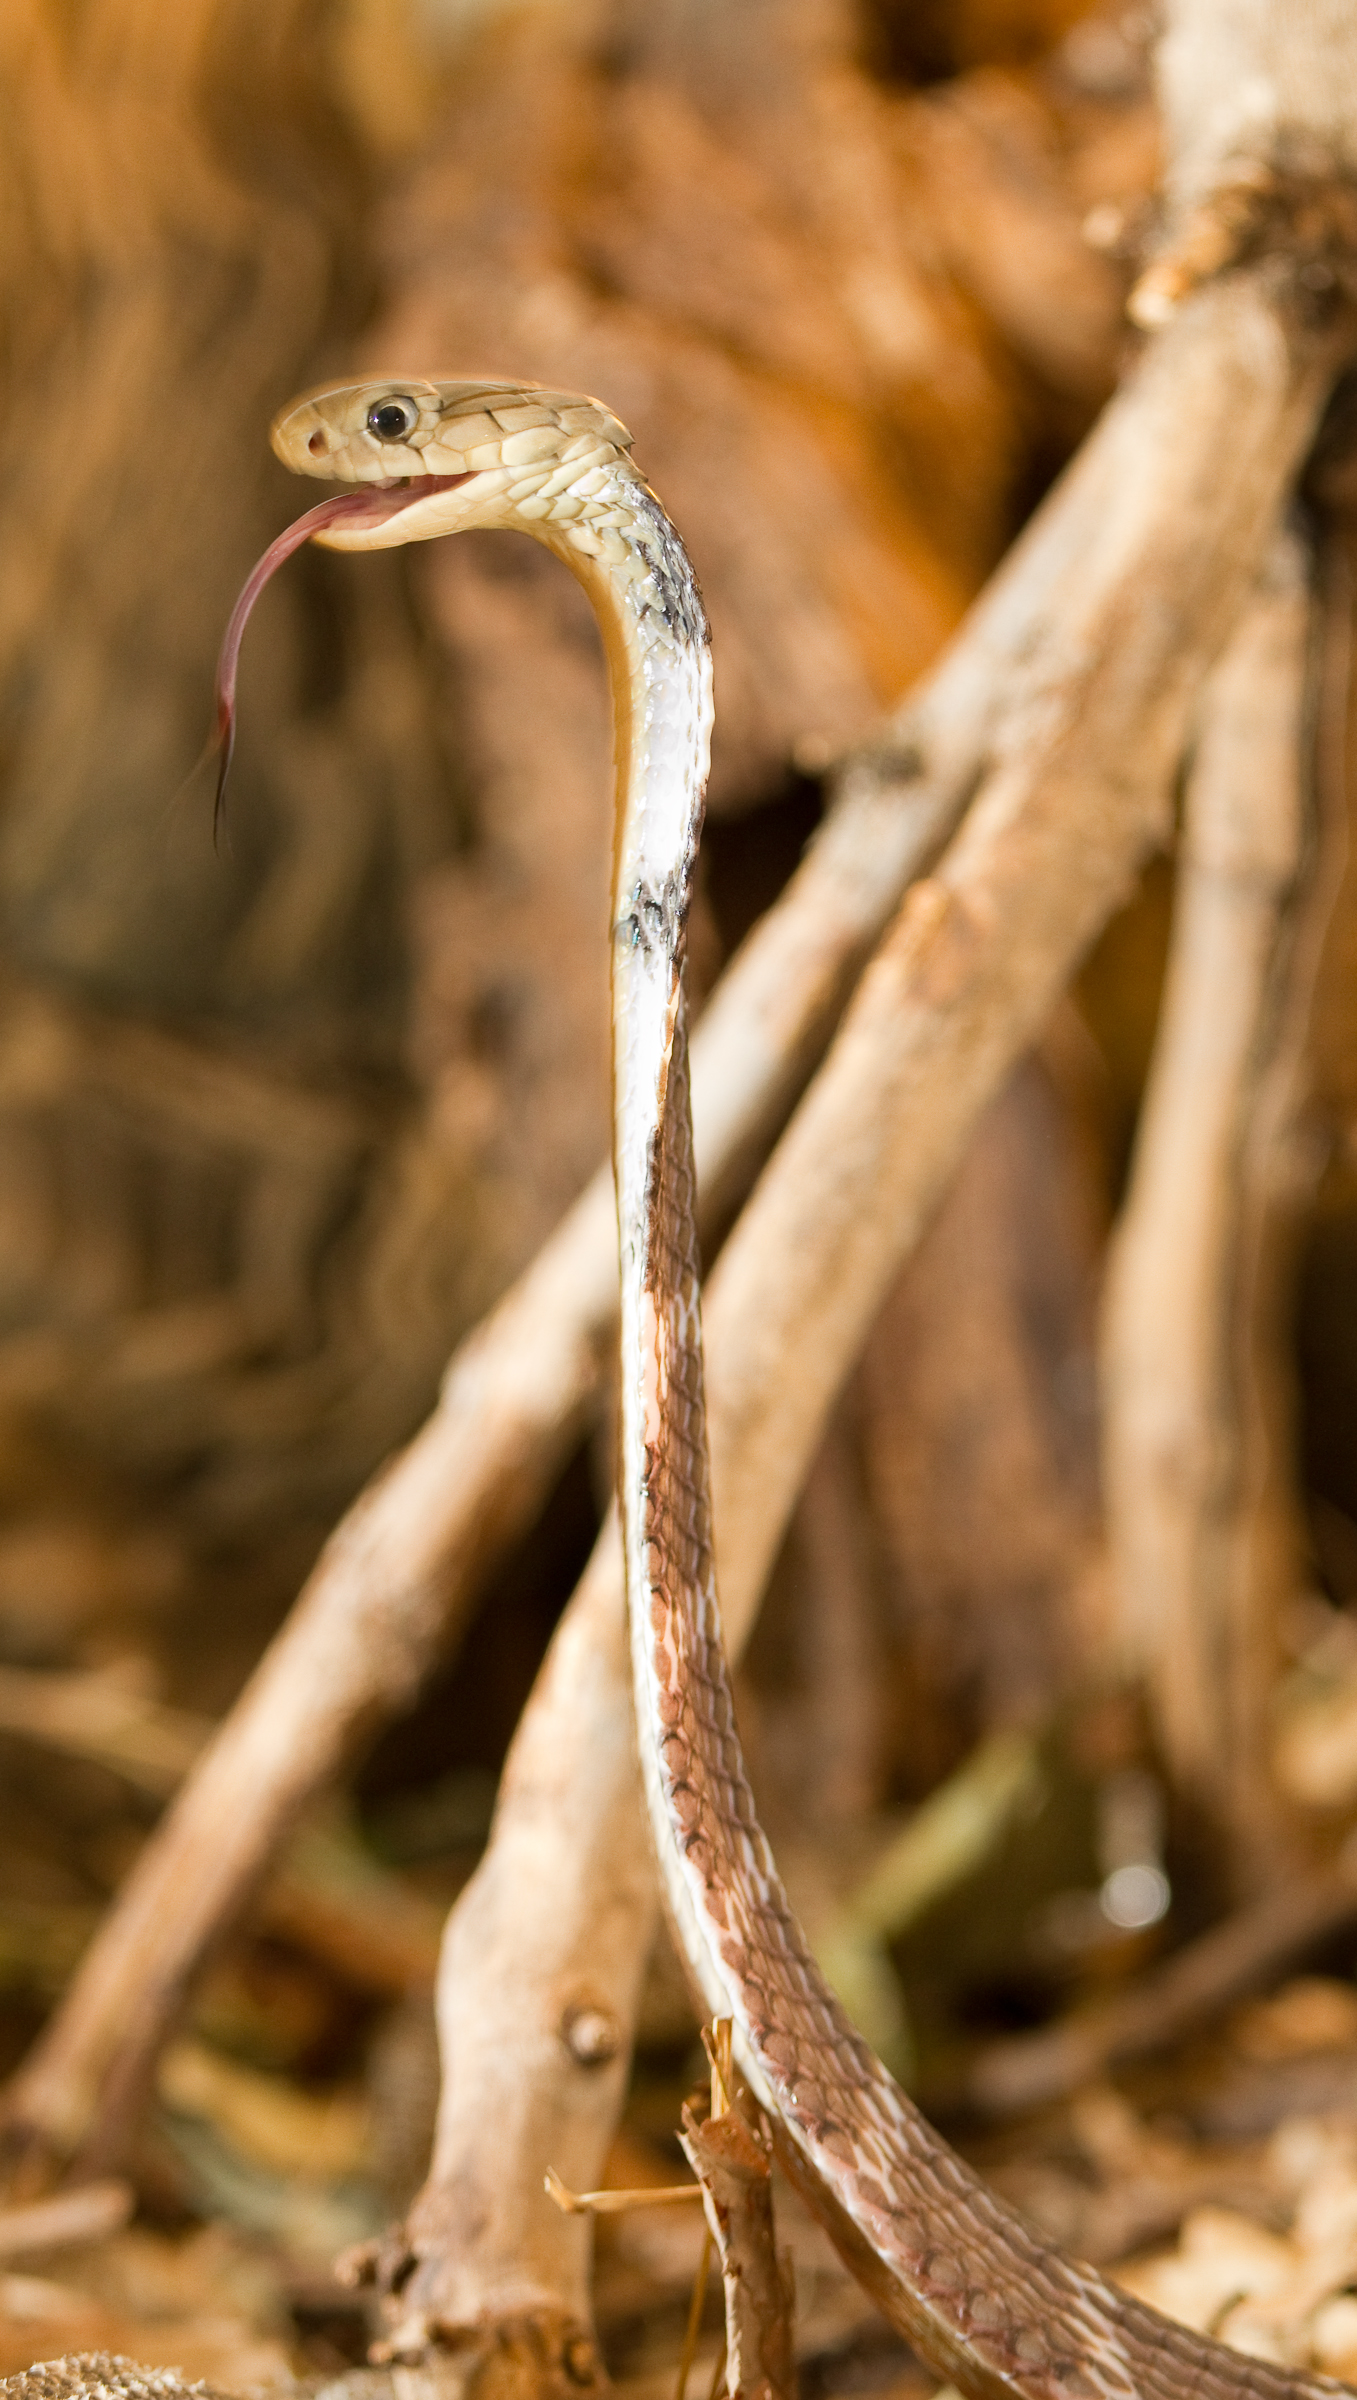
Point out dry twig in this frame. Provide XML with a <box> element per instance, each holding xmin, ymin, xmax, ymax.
<box><xmin>543</xmin><ymin>2166</ymin><xmax>701</xmax><ymax>2215</ymax></box>
<box><xmin>969</xmin><ymin>1844</ymin><xmax>1357</xmax><ymax>2117</ymax></box>
<box><xmin>0</xmin><ymin>2181</ymin><xmax>131</xmax><ymax>2264</ymax></box>
<box><xmin>0</xmin><ymin>1663</ymin><xmax>442</xmax><ymax>2004</ymax></box>
<box><xmin>678</xmin><ymin>2026</ymin><xmax>794</xmax><ymax>2400</ymax></box>
<box><xmin>1102</xmin><ymin>524</ymin><xmax>1332</xmax><ymax>1880</ymax></box>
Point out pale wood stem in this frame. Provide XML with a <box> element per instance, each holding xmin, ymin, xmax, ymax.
<box><xmin>1101</xmin><ymin>524</ymin><xmax>1335</xmax><ymax>1886</ymax></box>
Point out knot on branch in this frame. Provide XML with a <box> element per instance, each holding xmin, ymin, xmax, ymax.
<box><xmin>1130</xmin><ymin>157</ymin><xmax>1357</xmax><ymax>330</ymax></box>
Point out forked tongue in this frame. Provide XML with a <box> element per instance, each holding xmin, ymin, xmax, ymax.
<box><xmin>211</xmin><ymin>488</ymin><xmax>399</xmax><ymax>839</ymax></box>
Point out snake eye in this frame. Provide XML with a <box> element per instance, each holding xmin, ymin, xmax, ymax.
<box><xmin>366</xmin><ymin>395</ymin><xmax>420</xmax><ymax>443</ymax></box>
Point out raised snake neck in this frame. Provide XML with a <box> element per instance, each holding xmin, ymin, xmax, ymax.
<box><xmin>223</xmin><ymin>378</ymin><xmax>1346</xmax><ymax>2400</ymax></box>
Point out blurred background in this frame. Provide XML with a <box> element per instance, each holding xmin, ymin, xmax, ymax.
<box><xmin>8</xmin><ymin>0</ymin><xmax>1357</xmax><ymax>2386</ymax></box>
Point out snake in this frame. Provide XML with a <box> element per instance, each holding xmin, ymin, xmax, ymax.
<box><xmin>212</xmin><ymin>377</ymin><xmax>1345</xmax><ymax>2400</ymax></box>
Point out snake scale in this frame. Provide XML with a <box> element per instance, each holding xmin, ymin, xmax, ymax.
<box><xmin>21</xmin><ymin>381</ymin><xmax>1333</xmax><ymax>2400</ymax></box>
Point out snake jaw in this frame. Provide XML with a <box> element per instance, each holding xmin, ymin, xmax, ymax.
<box><xmin>307</xmin><ymin>470</ymin><xmax>485</xmax><ymax>551</ymax></box>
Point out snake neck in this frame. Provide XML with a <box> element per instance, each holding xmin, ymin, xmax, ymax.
<box><xmin>553</xmin><ymin>457</ymin><xmax>731</xmax><ymax>1999</ymax></box>
<box><xmin>551</xmin><ymin>458</ymin><xmax>712</xmax><ymax>1393</ymax></box>
<box><xmin>570</xmin><ymin>469</ymin><xmax>802</xmax><ymax>2080</ymax></box>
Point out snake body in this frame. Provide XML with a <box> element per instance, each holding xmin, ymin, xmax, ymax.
<box><xmin>223</xmin><ymin>378</ymin><xmax>1347</xmax><ymax>2400</ymax></box>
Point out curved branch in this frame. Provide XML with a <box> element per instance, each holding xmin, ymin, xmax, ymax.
<box><xmin>1102</xmin><ymin>524</ymin><xmax>1332</xmax><ymax>1883</ymax></box>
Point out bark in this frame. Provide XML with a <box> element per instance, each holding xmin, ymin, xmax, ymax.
<box><xmin>1102</xmin><ymin>525</ymin><xmax>1332</xmax><ymax>1888</ymax></box>
<box><xmin>739</xmin><ymin>1051</ymin><xmax>1104</xmax><ymax>1843</ymax></box>
<box><xmin>848</xmin><ymin>1054</ymin><xmax>1103</xmax><ymax>1793</ymax></box>
<box><xmin>741</xmin><ymin>1408</ymin><xmax>891</xmax><ymax>1838</ymax></box>
<box><xmin>0</xmin><ymin>0</ymin><xmax>494</xmax><ymax>1544</ymax></box>
<box><xmin>1158</xmin><ymin>1</ymin><xmax>1357</xmax><ymax>215</ymax></box>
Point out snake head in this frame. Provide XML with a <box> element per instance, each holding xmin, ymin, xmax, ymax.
<box><xmin>269</xmin><ymin>376</ymin><xmax>634</xmax><ymax>550</ymax></box>
<box><xmin>209</xmin><ymin>375</ymin><xmax>635</xmax><ymax>829</ymax></box>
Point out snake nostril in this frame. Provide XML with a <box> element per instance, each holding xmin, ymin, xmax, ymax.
<box><xmin>307</xmin><ymin>430</ymin><xmax>326</xmax><ymax>455</ymax></box>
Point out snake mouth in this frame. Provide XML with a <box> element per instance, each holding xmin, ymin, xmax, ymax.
<box><xmin>365</xmin><ymin>469</ymin><xmax>477</xmax><ymax>508</ymax></box>
<box><xmin>209</xmin><ymin>473</ymin><xmax>474</xmax><ymax>833</ymax></box>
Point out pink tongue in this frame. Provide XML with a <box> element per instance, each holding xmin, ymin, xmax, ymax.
<box><xmin>210</xmin><ymin>476</ymin><xmax>469</xmax><ymax>834</ymax></box>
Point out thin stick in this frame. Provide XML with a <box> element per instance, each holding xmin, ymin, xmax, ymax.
<box><xmin>703</xmin><ymin>2019</ymin><xmax>734</xmax><ymax>2119</ymax></box>
<box><xmin>0</xmin><ymin>2178</ymin><xmax>131</xmax><ymax>2261</ymax></box>
<box><xmin>1101</xmin><ymin>523</ymin><xmax>1328</xmax><ymax>1881</ymax></box>
<box><xmin>680</xmin><ymin>2084</ymin><xmax>794</xmax><ymax>2400</ymax></box>
<box><xmin>969</xmin><ymin>1845</ymin><xmax>1357</xmax><ymax>2116</ymax></box>
<box><xmin>0</xmin><ymin>1664</ymin><xmax>205</xmax><ymax>1797</ymax></box>
<box><xmin>0</xmin><ymin>1661</ymin><xmax>442</xmax><ymax>2001</ymax></box>
<box><xmin>676</xmin><ymin>2225</ymin><xmax>715</xmax><ymax>2400</ymax></box>
<box><xmin>544</xmin><ymin>2165</ymin><xmax>702</xmax><ymax>2215</ymax></box>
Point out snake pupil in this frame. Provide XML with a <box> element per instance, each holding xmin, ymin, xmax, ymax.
<box><xmin>367</xmin><ymin>397</ymin><xmax>418</xmax><ymax>442</ymax></box>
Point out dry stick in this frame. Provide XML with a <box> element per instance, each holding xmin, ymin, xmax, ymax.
<box><xmin>968</xmin><ymin>1841</ymin><xmax>1357</xmax><ymax>2117</ymax></box>
<box><xmin>0</xmin><ymin>2178</ymin><xmax>131</xmax><ymax>2262</ymax></box>
<box><xmin>1101</xmin><ymin>523</ymin><xmax>1332</xmax><ymax>1887</ymax></box>
<box><xmin>383</xmin><ymin>264</ymin><xmax>1350</xmax><ymax>2365</ymax></box>
<box><xmin>543</xmin><ymin>2166</ymin><xmax>701</xmax><ymax>2213</ymax></box>
<box><xmin>679</xmin><ymin>2024</ymin><xmax>795</xmax><ymax>2400</ymax></box>
<box><xmin>675</xmin><ymin>2227</ymin><xmax>715</xmax><ymax>2400</ymax></box>
<box><xmin>0</xmin><ymin>1664</ymin><xmax>206</xmax><ymax>1799</ymax></box>
<box><xmin>0</xmin><ymin>1663</ymin><xmax>443</xmax><ymax>1998</ymax></box>
<box><xmin>680</xmin><ymin>2112</ymin><xmax>790</xmax><ymax>2400</ymax></box>
<box><xmin>0</xmin><ymin>367</ymin><xmax>1121</xmax><ymax>2188</ymax></box>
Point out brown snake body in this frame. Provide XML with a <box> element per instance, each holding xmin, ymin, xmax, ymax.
<box><xmin>203</xmin><ymin>378</ymin><xmax>1348</xmax><ymax>2400</ymax></box>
